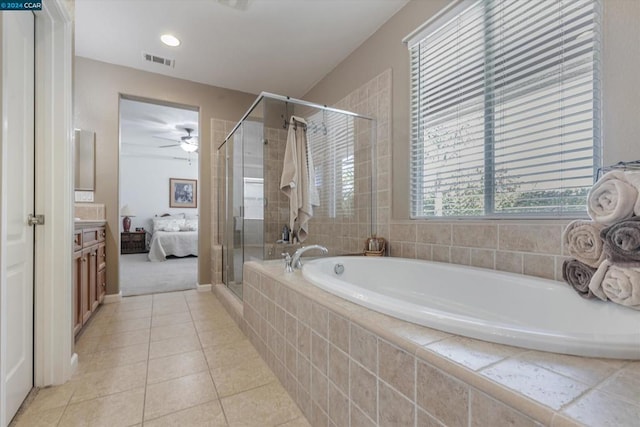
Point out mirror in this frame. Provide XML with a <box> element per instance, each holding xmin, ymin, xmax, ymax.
<box><xmin>74</xmin><ymin>129</ymin><xmax>95</xmax><ymax>191</ymax></box>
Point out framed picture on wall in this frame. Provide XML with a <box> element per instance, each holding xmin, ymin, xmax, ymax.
<box><xmin>169</xmin><ymin>178</ymin><xmax>197</xmax><ymax>208</ymax></box>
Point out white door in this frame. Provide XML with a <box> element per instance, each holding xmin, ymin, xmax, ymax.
<box><xmin>1</xmin><ymin>10</ymin><xmax>35</xmax><ymax>425</ymax></box>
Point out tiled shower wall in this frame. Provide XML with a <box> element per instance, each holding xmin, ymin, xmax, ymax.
<box><xmin>215</xmin><ymin>102</ymin><xmax>380</xmax><ymax>263</ymax></box>
<box><xmin>263</xmin><ymin>126</ymin><xmax>290</xmax><ymax>251</ymax></box>
<box><xmin>295</xmin><ymin>102</ymin><xmax>377</xmax><ymax>256</ymax></box>
<box><xmin>330</xmin><ymin>71</ymin><xmax>392</xmax><ymax>253</ymax></box>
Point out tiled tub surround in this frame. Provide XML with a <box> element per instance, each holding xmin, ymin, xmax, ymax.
<box><xmin>239</xmin><ymin>260</ymin><xmax>640</xmax><ymax>427</ymax></box>
<box><xmin>387</xmin><ymin>220</ymin><xmax>575</xmax><ymax>282</ymax></box>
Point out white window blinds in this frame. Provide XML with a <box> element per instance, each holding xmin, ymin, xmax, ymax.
<box><xmin>408</xmin><ymin>0</ymin><xmax>601</xmax><ymax>218</ymax></box>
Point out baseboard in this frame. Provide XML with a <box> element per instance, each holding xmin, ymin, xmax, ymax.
<box><xmin>103</xmin><ymin>292</ymin><xmax>123</xmax><ymax>304</ymax></box>
<box><xmin>197</xmin><ymin>283</ymin><xmax>212</xmax><ymax>292</ymax></box>
<box><xmin>70</xmin><ymin>352</ymin><xmax>79</xmax><ymax>377</ymax></box>
<box><xmin>213</xmin><ymin>284</ymin><xmax>244</xmax><ymax>331</ymax></box>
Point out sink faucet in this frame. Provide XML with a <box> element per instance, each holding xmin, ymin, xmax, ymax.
<box><xmin>291</xmin><ymin>245</ymin><xmax>328</xmax><ymax>270</ymax></box>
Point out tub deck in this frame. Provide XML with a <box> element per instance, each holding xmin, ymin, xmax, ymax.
<box><xmin>228</xmin><ymin>260</ymin><xmax>640</xmax><ymax>427</ymax></box>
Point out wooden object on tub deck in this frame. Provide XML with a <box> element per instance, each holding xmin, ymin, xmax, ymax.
<box><xmin>364</xmin><ymin>236</ymin><xmax>386</xmax><ymax>257</ymax></box>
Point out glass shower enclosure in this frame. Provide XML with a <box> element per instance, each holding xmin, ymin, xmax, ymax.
<box><xmin>218</xmin><ymin>93</ymin><xmax>376</xmax><ymax>299</ymax></box>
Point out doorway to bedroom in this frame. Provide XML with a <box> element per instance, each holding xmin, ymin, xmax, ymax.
<box><xmin>118</xmin><ymin>96</ymin><xmax>200</xmax><ymax>296</ymax></box>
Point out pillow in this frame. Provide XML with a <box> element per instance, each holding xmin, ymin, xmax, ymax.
<box><xmin>151</xmin><ymin>214</ymin><xmax>185</xmax><ymax>231</ymax></box>
<box><xmin>161</xmin><ymin>213</ymin><xmax>185</xmax><ymax>219</ymax></box>
<box><xmin>153</xmin><ymin>218</ymin><xmax>184</xmax><ymax>232</ymax></box>
<box><xmin>184</xmin><ymin>218</ymin><xmax>198</xmax><ymax>231</ymax></box>
<box><xmin>163</xmin><ymin>226</ymin><xmax>181</xmax><ymax>232</ymax></box>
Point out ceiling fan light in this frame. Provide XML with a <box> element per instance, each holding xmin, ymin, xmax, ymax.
<box><xmin>180</xmin><ymin>141</ymin><xmax>198</xmax><ymax>152</ymax></box>
<box><xmin>161</xmin><ymin>34</ymin><xmax>181</xmax><ymax>47</ymax></box>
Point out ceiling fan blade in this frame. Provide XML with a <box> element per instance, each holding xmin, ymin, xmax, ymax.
<box><xmin>153</xmin><ymin>135</ymin><xmax>181</xmax><ymax>142</ymax></box>
<box><xmin>159</xmin><ymin>143</ymin><xmax>180</xmax><ymax>148</ymax></box>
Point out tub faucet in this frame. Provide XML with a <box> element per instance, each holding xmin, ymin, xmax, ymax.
<box><xmin>291</xmin><ymin>245</ymin><xmax>328</xmax><ymax>269</ymax></box>
<box><xmin>281</xmin><ymin>253</ymin><xmax>294</xmax><ymax>273</ymax></box>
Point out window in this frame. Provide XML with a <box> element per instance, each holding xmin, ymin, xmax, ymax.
<box><xmin>407</xmin><ymin>0</ymin><xmax>601</xmax><ymax>218</ymax></box>
<box><xmin>243</xmin><ymin>177</ymin><xmax>264</xmax><ymax>220</ymax></box>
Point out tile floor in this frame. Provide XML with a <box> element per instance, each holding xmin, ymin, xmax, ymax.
<box><xmin>11</xmin><ymin>290</ymin><xmax>310</xmax><ymax>427</ymax></box>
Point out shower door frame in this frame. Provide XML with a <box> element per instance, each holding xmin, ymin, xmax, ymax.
<box><xmin>218</xmin><ymin>92</ymin><xmax>377</xmax><ymax>299</ymax></box>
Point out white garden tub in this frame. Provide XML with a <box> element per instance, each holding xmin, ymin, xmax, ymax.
<box><xmin>302</xmin><ymin>257</ymin><xmax>640</xmax><ymax>359</ymax></box>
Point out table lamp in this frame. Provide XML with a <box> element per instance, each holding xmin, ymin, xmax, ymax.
<box><xmin>120</xmin><ymin>205</ymin><xmax>135</xmax><ymax>232</ymax></box>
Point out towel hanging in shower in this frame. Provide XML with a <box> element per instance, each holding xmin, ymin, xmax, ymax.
<box><xmin>280</xmin><ymin>115</ymin><xmax>319</xmax><ymax>243</ymax></box>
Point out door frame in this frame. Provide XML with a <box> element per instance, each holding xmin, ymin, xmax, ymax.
<box><xmin>32</xmin><ymin>0</ymin><xmax>74</xmax><ymax>387</ymax></box>
<box><xmin>117</xmin><ymin>94</ymin><xmax>201</xmax><ymax>295</ymax></box>
<box><xmin>0</xmin><ymin>1</ymin><xmax>74</xmax><ymax>422</ymax></box>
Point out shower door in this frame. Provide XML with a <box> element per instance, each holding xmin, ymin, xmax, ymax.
<box><xmin>222</xmin><ymin>119</ymin><xmax>264</xmax><ymax>299</ymax></box>
<box><xmin>223</xmin><ymin>124</ymin><xmax>244</xmax><ymax>298</ymax></box>
<box><xmin>242</xmin><ymin>120</ymin><xmax>265</xmax><ymax>266</ymax></box>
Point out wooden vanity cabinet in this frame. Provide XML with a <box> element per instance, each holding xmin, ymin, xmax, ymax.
<box><xmin>97</xmin><ymin>241</ymin><xmax>106</xmax><ymax>302</ymax></box>
<box><xmin>73</xmin><ymin>223</ymin><xmax>106</xmax><ymax>336</ymax></box>
<box><xmin>73</xmin><ymin>249</ymin><xmax>84</xmax><ymax>336</ymax></box>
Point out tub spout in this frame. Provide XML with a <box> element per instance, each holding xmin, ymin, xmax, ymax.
<box><xmin>292</xmin><ymin>245</ymin><xmax>328</xmax><ymax>269</ymax></box>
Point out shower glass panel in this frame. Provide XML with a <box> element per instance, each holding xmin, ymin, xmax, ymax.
<box><xmin>222</xmin><ymin>123</ymin><xmax>242</xmax><ymax>298</ymax></box>
<box><xmin>223</xmin><ymin>104</ymin><xmax>265</xmax><ymax>299</ymax></box>
<box><xmin>219</xmin><ymin>93</ymin><xmax>375</xmax><ymax>300</ymax></box>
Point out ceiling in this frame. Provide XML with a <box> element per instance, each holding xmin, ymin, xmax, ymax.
<box><xmin>119</xmin><ymin>98</ymin><xmax>199</xmax><ymax>161</ymax></box>
<box><xmin>75</xmin><ymin>0</ymin><xmax>409</xmax><ymax>98</ymax></box>
<box><xmin>81</xmin><ymin>0</ymin><xmax>408</xmax><ymax>162</ymax></box>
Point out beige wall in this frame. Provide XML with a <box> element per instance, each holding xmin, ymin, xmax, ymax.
<box><xmin>602</xmin><ymin>0</ymin><xmax>640</xmax><ymax>164</ymax></box>
<box><xmin>304</xmin><ymin>0</ymin><xmax>640</xmax><ymax>220</ymax></box>
<box><xmin>74</xmin><ymin>57</ymin><xmax>255</xmax><ymax>294</ymax></box>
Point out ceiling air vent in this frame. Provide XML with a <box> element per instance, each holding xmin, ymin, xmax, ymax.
<box><xmin>142</xmin><ymin>52</ymin><xmax>175</xmax><ymax>68</ymax></box>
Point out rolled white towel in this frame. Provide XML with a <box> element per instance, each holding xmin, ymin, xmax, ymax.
<box><xmin>587</xmin><ymin>171</ymin><xmax>638</xmax><ymax>225</ymax></box>
<box><xmin>589</xmin><ymin>260</ymin><xmax>640</xmax><ymax>310</ymax></box>
<box><xmin>623</xmin><ymin>171</ymin><xmax>640</xmax><ymax>216</ymax></box>
<box><xmin>562</xmin><ymin>220</ymin><xmax>606</xmax><ymax>268</ymax></box>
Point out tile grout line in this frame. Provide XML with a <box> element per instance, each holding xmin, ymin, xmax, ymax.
<box><xmin>55</xmin><ymin>302</ymin><xmax>120</xmax><ymax>426</ymax></box>
<box><xmin>189</xmin><ymin>292</ymin><xmax>231</xmax><ymax>426</ymax></box>
<box><xmin>142</xmin><ymin>292</ymin><xmax>234</xmax><ymax>424</ymax></box>
<box><xmin>140</xmin><ymin>295</ymin><xmax>154</xmax><ymax>426</ymax></box>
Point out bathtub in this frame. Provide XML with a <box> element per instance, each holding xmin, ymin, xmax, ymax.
<box><xmin>302</xmin><ymin>257</ymin><xmax>640</xmax><ymax>359</ymax></box>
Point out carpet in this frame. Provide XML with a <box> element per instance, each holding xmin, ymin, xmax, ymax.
<box><xmin>120</xmin><ymin>253</ymin><xmax>198</xmax><ymax>296</ymax></box>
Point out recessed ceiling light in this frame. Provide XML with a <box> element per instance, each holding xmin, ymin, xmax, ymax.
<box><xmin>160</xmin><ymin>34</ymin><xmax>180</xmax><ymax>47</ymax></box>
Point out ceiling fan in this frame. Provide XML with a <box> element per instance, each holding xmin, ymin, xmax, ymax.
<box><xmin>156</xmin><ymin>127</ymin><xmax>199</xmax><ymax>153</ymax></box>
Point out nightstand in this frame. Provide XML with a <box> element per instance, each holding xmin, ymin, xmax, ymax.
<box><xmin>121</xmin><ymin>231</ymin><xmax>148</xmax><ymax>254</ymax></box>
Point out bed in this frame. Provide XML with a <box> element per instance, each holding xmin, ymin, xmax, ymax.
<box><xmin>148</xmin><ymin>215</ymin><xmax>199</xmax><ymax>262</ymax></box>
